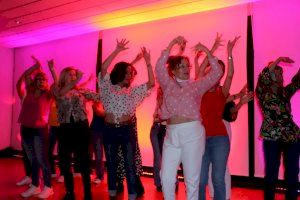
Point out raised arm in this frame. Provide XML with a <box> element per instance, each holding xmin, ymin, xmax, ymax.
<box><xmin>231</xmin><ymin>91</ymin><xmax>254</xmax><ymax>113</ymax></box>
<box><xmin>24</xmin><ymin>56</ymin><xmax>41</xmax><ymax>87</ymax></box>
<box><xmin>268</xmin><ymin>56</ymin><xmax>294</xmax><ymax>72</ymax></box>
<box><xmin>141</xmin><ymin>47</ymin><xmax>155</xmax><ymax>89</ymax></box>
<box><xmin>222</xmin><ymin>36</ymin><xmax>240</xmax><ymax>97</ymax></box>
<box><xmin>78</xmin><ymin>73</ymin><xmax>94</xmax><ymax>88</ymax></box>
<box><xmin>130</xmin><ymin>52</ymin><xmax>143</xmax><ymax>65</ymax></box>
<box><xmin>16</xmin><ymin>73</ymin><xmax>26</xmax><ymax>101</ymax></box>
<box><xmin>195</xmin><ymin>33</ymin><xmax>224</xmax><ymax>79</ymax></box>
<box><xmin>226</xmin><ymin>84</ymin><xmax>247</xmax><ymax>102</ymax></box>
<box><xmin>47</xmin><ymin>59</ymin><xmax>58</xmax><ymax>85</ymax></box>
<box><xmin>284</xmin><ymin>68</ymin><xmax>300</xmax><ymax>99</ymax></box>
<box><xmin>59</xmin><ymin>70</ymin><xmax>82</xmax><ymax>96</ymax></box>
<box><xmin>155</xmin><ymin>36</ymin><xmax>187</xmax><ymax>88</ymax></box>
<box><xmin>100</xmin><ymin>39</ymin><xmax>129</xmax><ymax>78</ymax></box>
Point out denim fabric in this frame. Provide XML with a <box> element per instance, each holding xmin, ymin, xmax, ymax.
<box><xmin>199</xmin><ymin>136</ymin><xmax>230</xmax><ymax>200</ymax></box>
<box><xmin>103</xmin><ymin>123</ymin><xmax>137</xmax><ymax>197</ymax></box>
<box><xmin>48</xmin><ymin>126</ymin><xmax>63</xmax><ymax>175</ymax></box>
<box><xmin>21</xmin><ymin>125</ymin><xmax>51</xmax><ymax>187</ymax></box>
<box><xmin>263</xmin><ymin>140</ymin><xmax>299</xmax><ymax>200</ymax></box>
<box><xmin>20</xmin><ymin>127</ymin><xmax>31</xmax><ymax>176</ymax></box>
<box><xmin>150</xmin><ymin>122</ymin><xmax>166</xmax><ymax>187</ymax></box>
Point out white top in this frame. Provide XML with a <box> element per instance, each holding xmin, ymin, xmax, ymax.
<box><xmin>98</xmin><ymin>74</ymin><xmax>151</xmax><ymax>122</ymax></box>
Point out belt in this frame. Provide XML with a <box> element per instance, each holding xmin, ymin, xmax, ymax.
<box><xmin>105</xmin><ymin>120</ymin><xmax>133</xmax><ymax>128</ymax></box>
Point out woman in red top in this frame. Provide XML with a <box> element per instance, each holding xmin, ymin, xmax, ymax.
<box><xmin>196</xmin><ymin>34</ymin><xmax>240</xmax><ymax>200</ymax></box>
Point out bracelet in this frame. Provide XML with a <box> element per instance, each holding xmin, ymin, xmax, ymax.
<box><xmin>228</xmin><ymin>56</ymin><xmax>233</xmax><ymax>60</ymax></box>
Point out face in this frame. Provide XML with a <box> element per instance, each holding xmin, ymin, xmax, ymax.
<box><xmin>120</xmin><ymin>66</ymin><xmax>136</xmax><ymax>87</ymax></box>
<box><xmin>35</xmin><ymin>75</ymin><xmax>48</xmax><ymax>90</ymax></box>
<box><xmin>65</xmin><ymin>70</ymin><xmax>77</xmax><ymax>84</ymax></box>
<box><xmin>172</xmin><ymin>58</ymin><xmax>190</xmax><ymax>80</ymax></box>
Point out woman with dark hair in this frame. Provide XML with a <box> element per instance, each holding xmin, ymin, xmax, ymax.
<box><xmin>54</xmin><ymin>67</ymin><xmax>100</xmax><ymax>200</ymax></box>
<box><xmin>98</xmin><ymin>39</ymin><xmax>155</xmax><ymax>200</ymax></box>
<box><xmin>255</xmin><ymin>57</ymin><xmax>299</xmax><ymax>200</ymax></box>
<box><xmin>196</xmin><ymin>35</ymin><xmax>240</xmax><ymax>200</ymax></box>
<box><xmin>18</xmin><ymin>56</ymin><xmax>55</xmax><ymax>198</ymax></box>
<box><xmin>155</xmin><ymin>36</ymin><xmax>222</xmax><ymax>200</ymax></box>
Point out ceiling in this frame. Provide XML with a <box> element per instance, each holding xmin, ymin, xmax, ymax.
<box><xmin>0</xmin><ymin>0</ymin><xmax>258</xmax><ymax>48</ymax></box>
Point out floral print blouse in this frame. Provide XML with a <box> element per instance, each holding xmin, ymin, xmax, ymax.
<box><xmin>256</xmin><ymin>66</ymin><xmax>300</xmax><ymax>143</ymax></box>
<box><xmin>56</xmin><ymin>88</ymin><xmax>100</xmax><ymax>124</ymax></box>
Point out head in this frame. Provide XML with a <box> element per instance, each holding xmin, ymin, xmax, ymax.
<box><xmin>33</xmin><ymin>72</ymin><xmax>48</xmax><ymax>91</ymax></box>
<box><xmin>167</xmin><ymin>56</ymin><xmax>191</xmax><ymax>80</ymax></box>
<box><xmin>58</xmin><ymin>67</ymin><xmax>77</xmax><ymax>88</ymax></box>
<box><xmin>110</xmin><ymin>62</ymin><xmax>137</xmax><ymax>88</ymax></box>
<box><xmin>205</xmin><ymin>60</ymin><xmax>226</xmax><ymax>90</ymax></box>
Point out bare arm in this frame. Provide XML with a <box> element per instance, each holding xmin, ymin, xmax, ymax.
<box><xmin>195</xmin><ymin>33</ymin><xmax>224</xmax><ymax>79</ymax></box>
<box><xmin>141</xmin><ymin>47</ymin><xmax>155</xmax><ymax>89</ymax></box>
<box><xmin>78</xmin><ymin>74</ymin><xmax>94</xmax><ymax>88</ymax></box>
<box><xmin>130</xmin><ymin>52</ymin><xmax>143</xmax><ymax>65</ymax></box>
<box><xmin>268</xmin><ymin>56</ymin><xmax>294</xmax><ymax>71</ymax></box>
<box><xmin>100</xmin><ymin>39</ymin><xmax>129</xmax><ymax>78</ymax></box>
<box><xmin>222</xmin><ymin>36</ymin><xmax>240</xmax><ymax>97</ymax></box>
<box><xmin>59</xmin><ymin>70</ymin><xmax>82</xmax><ymax>96</ymax></box>
<box><xmin>226</xmin><ymin>84</ymin><xmax>247</xmax><ymax>102</ymax></box>
<box><xmin>16</xmin><ymin>73</ymin><xmax>26</xmax><ymax>100</ymax></box>
<box><xmin>231</xmin><ymin>91</ymin><xmax>254</xmax><ymax>113</ymax></box>
<box><xmin>24</xmin><ymin>56</ymin><xmax>41</xmax><ymax>87</ymax></box>
<box><xmin>47</xmin><ymin>59</ymin><xmax>58</xmax><ymax>85</ymax></box>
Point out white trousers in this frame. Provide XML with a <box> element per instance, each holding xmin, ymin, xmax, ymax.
<box><xmin>161</xmin><ymin>121</ymin><xmax>206</xmax><ymax>200</ymax></box>
<box><xmin>208</xmin><ymin>120</ymin><xmax>232</xmax><ymax>199</ymax></box>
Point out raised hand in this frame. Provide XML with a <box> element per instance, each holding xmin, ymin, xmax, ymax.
<box><xmin>240</xmin><ymin>91</ymin><xmax>254</xmax><ymax>104</ymax></box>
<box><xmin>116</xmin><ymin>39</ymin><xmax>129</xmax><ymax>52</ymax></box>
<box><xmin>239</xmin><ymin>84</ymin><xmax>248</xmax><ymax>96</ymax></box>
<box><xmin>279</xmin><ymin>57</ymin><xmax>294</xmax><ymax>63</ymax></box>
<box><xmin>193</xmin><ymin>42</ymin><xmax>209</xmax><ymax>53</ymax></box>
<box><xmin>47</xmin><ymin>59</ymin><xmax>54</xmax><ymax>68</ymax></box>
<box><xmin>212</xmin><ymin>33</ymin><xmax>224</xmax><ymax>51</ymax></box>
<box><xmin>227</xmin><ymin>36</ymin><xmax>241</xmax><ymax>53</ymax></box>
<box><xmin>141</xmin><ymin>47</ymin><xmax>151</xmax><ymax>64</ymax></box>
<box><xmin>31</xmin><ymin>55</ymin><xmax>41</xmax><ymax>69</ymax></box>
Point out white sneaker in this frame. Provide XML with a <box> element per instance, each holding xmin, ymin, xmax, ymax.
<box><xmin>16</xmin><ymin>176</ymin><xmax>32</xmax><ymax>186</ymax></box>
<box><xmin>51</xmin><ymin>173</ymin><xmax>57</xmax><ymax>178</ymax></box>
<box><xmin>57</xmin><ymin>175</ymin><xmax>64</xmax><ymax>183</ymax></box>
<box><xmin>37</xmin><ymin>186</ymin><xmax>54</xmax><ymax>199</ymax></box>
<box><xmin>73</xmin><ymin>172</ymin><xmax>81</xmax><ymax>177</ymax></box>
<box><xmin>92</xmin><ymin>178</ymin><xmax>102</xmax><ymax>185</ymax></box>
<box><xmin>21</xmin><ymin>185</ymin><xmax>41</xmax><ymax>198</ymax></box>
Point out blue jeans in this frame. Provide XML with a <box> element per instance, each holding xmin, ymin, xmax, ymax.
<box><xmin>199</xmin><ymin>136</ymin><xmax>230</xmax><ymax>200</ymax></box>
<box><xmin>91</xmin><ymin>117</ymin><xmax>105</xmax><ymax>180</ymax></box>
<box><xmin>103</xmin><ymin>123</ymin><xmax>137</xmax><ymax>198</ymax></box>
<box><xmin>150</xmin><ymin>122</ymin><xmax>166</xmax><ymax>187</ymax></box>
<box><xmin>263</xmin><ymin>139</ymin><xmax>299</xmax><ymax>200</ymax></box>
<box><xmin>48</xmin><ymin>126</ymin><xmax>63</xmax><ymax>175</ymax></box>
<box><xmin>21</xmin><ymin>125</ymin><xmax>52</xmax><ymax>187</ymax></box>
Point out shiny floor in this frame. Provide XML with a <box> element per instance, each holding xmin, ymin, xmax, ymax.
<box><xmin>0</xmin><ymin>158</ymin><xmax>290</xmax><ymax>200</ymax></box>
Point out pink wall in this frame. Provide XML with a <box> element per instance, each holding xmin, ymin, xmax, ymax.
<box><xmin>11</xmin><ymin>32</ymin><xmax>99</xmax><ymax>149</ymax></box>
<box><xmin>253</xmin><ymin>0</ymin><xmax>300</xmax><ymax>178</ymax></box>
<box><xmin>0</xmin><ymin>46</ymin><xmax>14</xmax><ymax>150</ymax></box>
<box><xmin>102</xmin><ymin>4</ymin><xmax>249</xmax><ymax>176</ymax></box>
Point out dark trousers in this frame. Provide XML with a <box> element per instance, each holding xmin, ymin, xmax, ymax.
<box><xmin>91</xmin><ymin>128</ymin><xmax>105</xmax><ymax>180</ymax></box>
<box><xmin>103</xmin><ymin>123</ymin><xmax>137</xmax><ymax>196</ymax></box>
<box><xmin>20</xmin><ymin>137</ymin><xmax>31</xmax><ymax>177</ymax></box>
<box><xmin>21</xmin><ymin>125</ymin><xmax>51</xmax><ymax>187</ymax></box>
<box><xmin>48</xmin><ymin>126</ymin><xmax>63</xmax><ymax>175</ymax></box>
<box><xmin>58</xmin><ymin>120</ymin><xmax>92</xmax><ymax>199</ymax></box>
<box><xmin>263</xmin><ymin>139</ymin><xmax>299</xmax><ymax>200</ymax></box>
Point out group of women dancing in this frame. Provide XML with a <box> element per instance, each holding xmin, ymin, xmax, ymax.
<box><xmin>15</xmin><ymin>34</ymin><xmax>299</xmax><ymax>200</ymax></box>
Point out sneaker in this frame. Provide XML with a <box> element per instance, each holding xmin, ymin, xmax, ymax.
<box><xmin>51</xmin><ymin>173</ymin><xmax>57</xmax><ymax>178</ymax></box>
<box><xmin>57</xmin><ymin>175</ymin><xmax>64</xmax><ymax>183</ymax></box>
<box><xmin>37</xmin><ymin>186</ymin><xmax>54</xmax><ymax>199</ymax></box>
<box><xmin>92</xmin><ymin>178</ymin><xmax>102</xmax><ymax>185</ymax></box>
<box><xmin>21</xmin><ymin>185</ymin><xmax>41</xmax><ymax>198</ymax></box>
<box><xmin>16</xmin><ymin>176</ymin><xmax>32</xmax><ymax>186</ymax></box>
<box><xmin>73</xmin><ymin>172</ymin><xmax>81</xmax><ymax>177</ymax></box>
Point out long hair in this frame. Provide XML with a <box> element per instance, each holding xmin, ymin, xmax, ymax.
<box><xmin>58</xmin><ymin>67</ymin><xmax>76</xmax><ymax>88</ymax></box>
<box><xmin>110</xmin><ymin>61</ymin><xmax>137</xmax><ymax>87</ymax></box>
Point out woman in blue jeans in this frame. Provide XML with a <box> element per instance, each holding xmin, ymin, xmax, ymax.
<box><xmin>196</xmin><ymin>34</ymin><xmax>240</xmax><ymax>200</ymax></box>
<box><xmin>98</xmin><ymin>39</ymin><xmax>155</xmax><ymax>199</ymax></box>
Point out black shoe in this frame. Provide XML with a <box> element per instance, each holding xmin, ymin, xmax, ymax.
<box><xmin>63</xmin><ymin>192</ymin><xmax>75</xmax><ymax>200</ymax></box>
<box><xmin>116</xmin><ymin>181</ymin><xmax>124</xmax><ymax>193</ymax></box>
<box><xmin>156</xmin><ymin>186</ymin><xmax>162</xmax><ymax>192</ymax></box>
<box><xmin>135</xmin><ymin>177</ymin><xmax>145</xmax><ymax>197</ymax></box>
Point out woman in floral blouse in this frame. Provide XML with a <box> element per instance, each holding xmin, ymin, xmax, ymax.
<box><xmin>255</xmin><ymin>56</ymin><xmax>300</xmax><ymax>200</ymax></box>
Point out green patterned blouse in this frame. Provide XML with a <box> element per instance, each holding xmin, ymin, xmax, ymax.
<box><xmin>256</xmin><ymin>66</ymin><xmax>300</xmax><ymax>143</ymax></box>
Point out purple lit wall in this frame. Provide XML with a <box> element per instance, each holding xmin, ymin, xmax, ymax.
<box><xmin>0</xmin><ymin>46</ymin><xmax>14</xmax><ymax>150</ymax></box>
<box><xmin>11</xmin><ymin>32</ymin><xmax>99</xmax><ymax>149</ymax></box>
<box><xmin>252</xmin><ymin>0</ymin><xmax>300</xmax><ymax>179</ymax></box>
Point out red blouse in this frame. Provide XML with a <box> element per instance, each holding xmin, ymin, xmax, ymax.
<box><xmin>201</xmin><ymin>87</ymin><xmax>227</xmax><ymax>137</ymax></box>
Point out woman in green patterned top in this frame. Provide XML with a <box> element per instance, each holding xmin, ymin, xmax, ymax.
<box><xmin>255</xmin><ymin>56</ymin><xmax>300</xmax><ymax>200</ymax></box>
